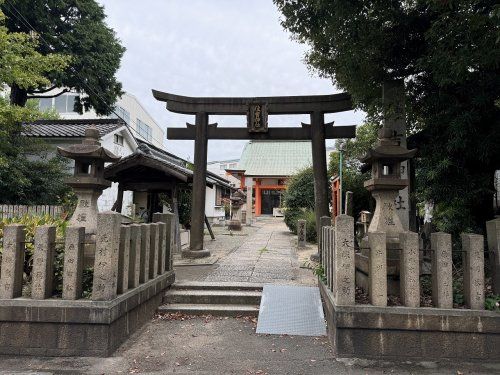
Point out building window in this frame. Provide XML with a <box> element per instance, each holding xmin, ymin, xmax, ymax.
<box><xmin>220</xmin><ymin>164</ymin><xmax>227</xmax><ymax>170</ymax></box>
<box><xmin>137</xmin><ymin>118</ymin><xmax>152</xmax><ymax>142</ymax></box>
<box><xmin>39</xmin><ymin>93</ymin><xmax>79</xmax><ymax>113</ymax></box>
<box><xmin>114</xmin><ymin>134</ymin><xmax>124</xmax><ymax>146</ymax></box>
<box><xmin>112</xmin><ymin>106</ymin><xmax>130</xmax><ymax>125</ymax></box>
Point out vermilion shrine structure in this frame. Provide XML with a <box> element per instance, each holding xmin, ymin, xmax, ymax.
<box><xmin>153</xmin><ymin>90</ymin><xmax>356</xmax><ymax>258</ymax></box>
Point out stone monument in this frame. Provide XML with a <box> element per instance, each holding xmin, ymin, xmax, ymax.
<box><xmin>228</xmin><ymin>189</ymin><xmax>246</xmax><ymax>231</ymax></box>
<box><xmin>58</xmin><ymin>126</ymin><xmax>121</xmax><ymax>234</ymax></box>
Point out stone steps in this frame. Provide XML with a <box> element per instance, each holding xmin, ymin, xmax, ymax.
<box><xmin>173</xmin><ymin>281</ymin><xmax>264</xmax><ymax>291</ymax></box>
<box><xmin>164</xmin><ymin>289</ymin><xmax>262</xmax><ymax>305</ymax></box>
<box><xmin>157</xmin><ymin>303</ymin><xmax>259</xmax><ymax>317</ymax></box>
<box><xmin>157</xmin><ymin>282</ymin><xmax>262</xmax><ymax>317</ymax></box>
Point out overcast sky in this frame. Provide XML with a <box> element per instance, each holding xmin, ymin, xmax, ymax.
<box><xmin>98</xmin><ymin>0</ymin><xmax>364</xmax><ymax>162</ymax></box>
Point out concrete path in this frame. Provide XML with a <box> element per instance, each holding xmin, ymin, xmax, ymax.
<box><xmin>175</xmin><ymin>218</ymin><xmax>316</xmax><ymax>285</ymax></box>
<box><xmin>204</xmin><ymin>218</ymin><xmax>301</xmax><ymax>284</ymax></box>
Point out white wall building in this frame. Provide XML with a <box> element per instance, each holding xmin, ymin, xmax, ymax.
<box><xmin>207</xmin><ymin>159</ymin><xmax>241</xmax><ymax>188</ymax></box>
<box><xmin>39</xmin><ymin>91</ymin><xmax>165</xmax><ymax>149</ymax></box>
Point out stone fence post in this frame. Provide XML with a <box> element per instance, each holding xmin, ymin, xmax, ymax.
<box><xmin>486</xmin><ymin>218</ymin><xmax>500</xmax><ymax>294</ymax></box>
<box><xmin>431</xmin><ymin>232</ymin><xmax>453</xmax><ymax>308</ymax></box>
<box><xmin>63</xmin><ymin>226</ymin><xmax>85</xmax><ymax>300</ymax></box>
<box><xmin>32</xmin><ymin>225</ymin><xmax>56</xmax><ymax>299</ymax></box>
<box><xmin>0</xmin><ymin>224</ymin><xmax>25</xmax><ymax>299</ymax></box>
<box><xmin>327</xmin><ymin>226</ymin><xmax>335</xmax><ymax>292</ymax></box>
<box><xmin>149</xmin><ymin>223</ymin><xmax>160</xmax><ymax>280</ymax></box>
<box><xmin>368</xmin><ymin>231</ymin><xmax>387</xmax><ymax>307</ymax></box>
<box><xmin>117</xmin><ymin>225</ymin><xmax>131</xmax><ymax>294</ymax></box>
<box><xmin>92</xmin><ymin>212</ymin><xmax>121</xmax><ymax>301</ymax></box>
<box><xmin>319</xmin><ymin>216</ymin><xmax>331</xmax><ymax>263</ymax></box>
<box><xmin>399</xmin><ymin>231</ymin><xmax>420</xmax><ymax>307</ymax></box>
<box><xmin>128</xmin><ymin>224</ymin><xmax>141</xmax><ymax>289</ymax></box>
<box><xmin>462</xmin><ymin>233</ymin><xmax>485</xmax><ymax>310</ymax></box>
<box><xmin>139</xmin><ymin>224</ymin><xmax>151</xmax><ymax>283</ymax></box>
<box><xmin>334</xmin><ymin>215</ymin><xmax>355</xmax><ymax>305</ymax></box>
<box><xmin>153</xmin><ymin>212</ymin><xmax>174</xmax><ymax>273</ymax></box>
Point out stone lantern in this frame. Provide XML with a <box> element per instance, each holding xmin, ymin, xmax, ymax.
<box><xmin>228</xmin><ymin>189</ymin><xmax>246</xmax><ymax>231</ymax></box>
<box><xmin>361</xmin><ymin>127</ymin><xmax>417</xmax><ymax>243</ymax></box>
<box><xmin>355</xmin><ymin>128</ymin><xmax>417</xmax><ymax>294</ymax></box>
<box><xmin>58</xmin><ymin>126</ymin><xmax>121</xmax><ymax>234</ymax></box>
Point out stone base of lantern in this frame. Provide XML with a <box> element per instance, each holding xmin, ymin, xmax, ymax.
<box><xmin>227</xmin><ymin>219</ymin><xmax>242</xmax><ymax>231</ymax></box>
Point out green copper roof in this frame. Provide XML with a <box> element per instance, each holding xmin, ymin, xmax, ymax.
<box><xmin>239</xmin><ymin>141</ymin><xmax>312</xmax><ymax>177</ymax></box>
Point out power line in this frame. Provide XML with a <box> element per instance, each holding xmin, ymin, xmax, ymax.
<box><xmin>3</xmin><ymin>0</ymin><xmax>167</xmax><ymax>148</ymax></box>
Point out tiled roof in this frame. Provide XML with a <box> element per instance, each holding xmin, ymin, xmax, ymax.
<box><xmin>238</xmin><ymin>141</ymin><xmax>312</xmax><ymax>177</ymax></box>
<box><xmin>22</xmin><ymin>119</ymin><xmax>125</xmax><ymax>138</ymax></box>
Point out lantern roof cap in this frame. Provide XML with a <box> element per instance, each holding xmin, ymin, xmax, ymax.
<box><xmin>360</xmin><ymin>128</ymin><xmax>417</xmax><ymax>164</ymax></box>
<box><xmin>57</xmin><ymin>125</ymin><xmax>121</xmax><ymax>162</ymax></box>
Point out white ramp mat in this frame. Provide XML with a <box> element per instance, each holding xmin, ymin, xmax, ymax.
<box><xmin>256</xmin><ymin>284</ymin><xmax>326</xmax><ymax>336</ymax></box>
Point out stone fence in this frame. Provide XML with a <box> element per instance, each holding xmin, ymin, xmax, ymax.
<box><xmin>0</xmin><ymin>204</ymin><xmax>63</xmax><ymax>219</ymax></box>
<box><xmin>319</xmin><ymin>215</ymin><xmax>500</xmax><ymax>361</ymax></box>
<box><xmin>0</xmin><ymin>211</ymin><xmax>176</xmax><ymax>356</ymax></box>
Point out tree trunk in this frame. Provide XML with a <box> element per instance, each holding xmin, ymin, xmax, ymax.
<box><xmin>10</xmin><ymin>84</ymin><xmax>28</xmax><ymax>107</ymax></box>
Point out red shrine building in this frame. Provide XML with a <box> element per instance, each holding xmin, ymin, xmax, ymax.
<box><xmin>226</xmin><ymin>140</ymin><xmax>314</xmax><ymax>216</ymax></box>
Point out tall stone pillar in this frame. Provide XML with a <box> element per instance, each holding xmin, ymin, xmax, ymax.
<box><xmin>383</xmin><ymin>81</ymin><xmax>410</xmax><ymax>230</ymax></box>
<box><xmin>128</xmin><ymin>224</ymin><xmax>142</xmax><ymax>288</ymax></box>
<box><xmin>117</xmin><ymin>225</ymin><xmax>131</xmax><ymax>294</ymax></box>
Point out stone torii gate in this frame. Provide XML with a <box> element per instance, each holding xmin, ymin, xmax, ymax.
<box><xmin>153</xmin><ymin>90</ymin><xmax>355</xmax><ymax>258</ymax></box>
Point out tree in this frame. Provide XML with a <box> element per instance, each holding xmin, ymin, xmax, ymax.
<box><xmin>283</xmin><ymin>167</ymin><xmax>317</xmax><ymax>242</ymax></box>
<box><xmin>0</xmin><ymin>3</ymin><xmax>71</xmax><ymax>204</ymax></box>
<box><xmin>2</xmin><ymin>0</ymin><xmax>125</xmax><ymax>114</ymax></box>
<box><xmin>328</xmin><ymin>122</ymin><xmax>379</xmax><ymax>220</ymax></box>
<box><xmin>275</xmin><ymin>0</ymin><xmax>500</xmax><ymax>235</ymax></box>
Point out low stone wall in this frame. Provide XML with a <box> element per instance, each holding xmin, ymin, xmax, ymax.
<box><xmin>0</xmin><ymin>271</ymin><xmax>174</xmax><ymax>356</ymax></box>
<box><xmin>0</xmin><ymin>211</ymin><xmax>176</xmax><ymax>356</ymax></box>
<box><xmin>318</xmin><ymin>215</ymin><xmax>500</xmax><ymax>361</ymax></box>
<box><xmin>320</xmin><ymin>281</ymin><xmax>500</xmax><ymax>361</ymax></box>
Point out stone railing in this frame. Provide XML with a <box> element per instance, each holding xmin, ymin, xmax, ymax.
<box><xmin>0</xmin><ymin>211</ymin><xmax>176</xmax><ymax>356</ymax></box>
<box><xmin>0</xmin><ymin>212</ymin><xmax>174</xmax><ymax>301</ymax></box>
<box><xmin>319</xmin><ymin>215</ymin><xmax>500</xmax><ymax>361</ymax></box>
<box><xmin>0</xmin><ymin>204</ymin><xmax>63</xmax><ymax>219</ymax></box>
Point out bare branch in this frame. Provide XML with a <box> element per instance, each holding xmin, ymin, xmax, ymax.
<box><xmin>27</xmin><ymin>89</ymin><xmax>69</xmax><ymax>99</ymax></box>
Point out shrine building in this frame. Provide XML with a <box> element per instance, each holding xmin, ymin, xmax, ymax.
<box><xmin>226</xmin><ymin>140</ymin><xmax>313</xmax><ymax>216</ymax></box>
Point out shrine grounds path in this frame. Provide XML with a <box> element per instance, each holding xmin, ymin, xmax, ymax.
<box><xmin>0</xmin><ymin>218</ymin><xmax>497</xmax><ymax>374</ymax></box>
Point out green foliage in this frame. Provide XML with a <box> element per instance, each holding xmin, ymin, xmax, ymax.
<box><xmin>178</xmin><ymin>187</ymin><xmax>192</xmax><ymax>229</ymax></box>
<box><xmin>0</xmin><ymin>4</ymin><xmax>70</xmax><ymax>91</ymax></box>
<box><xmin>312</xmin><ymin>263</ymin><xmax>326</xmax><ymax>284</ymax></box>
<box><xmin>283</xmin><ymin>167</ymin><xmax>315</xmax><ymax>211</ymax></box>
<box><xmin>2</xmin><ymin>0</ymin><xmax>125</xmax><ymax>113</ymax></box>
<box><xmin>328</xmin><ymin>122</ymin><xmax>379</xmax><ymax>220</ymax></box>
<box><xmin>275</xmin><ymin>0</ymin><xmax>500</xmax><ymax>236</ymax></box>
<box><xmin>0</xmin><ymin>6</ymin><xmax>72</xmax><ymax>205</ymax></box>
<box><xmin>0</xmin><ymin>215</ymin><xmax>67</xmax><ymax>281</ymax></box>
<box><xmin>283</xmin><ymin>167</ymin><xmax>318</xmax><ymax>241</ymax></box>
<box><xmin>485</xmin><ymin>295</ymin><xmax>500</xmax><ymax>311</ymax></box>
